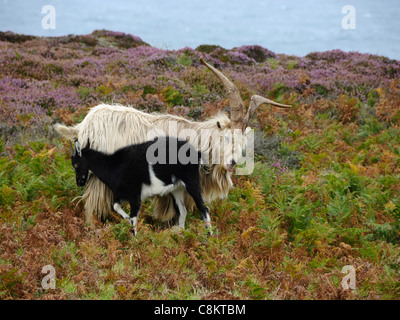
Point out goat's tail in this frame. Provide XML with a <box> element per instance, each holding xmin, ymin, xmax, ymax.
<box><xmin>53</xmin><ymin>123</ymin><xmax>79</xmax><ymax>140</ymax></box>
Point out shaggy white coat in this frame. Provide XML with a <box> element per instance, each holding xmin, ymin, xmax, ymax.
<box><xmin>55</xmin><ymin>104</ymin><xmax>237</xmax><ymax>223</ymax></box>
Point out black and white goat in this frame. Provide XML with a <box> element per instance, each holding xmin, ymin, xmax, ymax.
<box><xmin>70</xmin><ymin>137</ymin><xmax>212</xmax><ymax>235</ymax></box>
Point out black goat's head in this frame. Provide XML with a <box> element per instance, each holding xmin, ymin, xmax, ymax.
<box><xmin>70</xmin><ymin>140</ymin><xmax>89</xmax><ymax>187</ymax></box>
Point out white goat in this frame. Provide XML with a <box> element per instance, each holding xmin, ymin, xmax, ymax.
<box><xmin>55</xmin><ymin>58</ymin><xmax>291</xmax><ymax>224</ymax></box>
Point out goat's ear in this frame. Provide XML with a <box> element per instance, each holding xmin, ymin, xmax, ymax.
<box><xmin>75</xmin><ymin>140</ymin><xmax>82</xmax><ymax>157</ymax></box>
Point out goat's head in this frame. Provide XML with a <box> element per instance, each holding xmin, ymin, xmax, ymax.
<box><xmin>217</xmin><ymin>126</ymin><xmax>244</xmax><ymax>173</ymax></box>
<box><xmin>196</xmin><ymin>113</ymin><xmax>248</xmax><ymax>174</ymax></box>
<box><xmin>199</xmin><ymin>58</ymin><xmax>291</xmax><ymax>173</ymax></box>
<box><xmin>70</xmin><ymin>140</ymin><xmax>89</xmax><ymax>187</ymax></box>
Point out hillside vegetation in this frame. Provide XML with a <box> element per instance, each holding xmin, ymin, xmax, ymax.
<box><xmin>1</xmin><ymin>30</ymin><xmax>400</xmax><ymax>300</ymax></box>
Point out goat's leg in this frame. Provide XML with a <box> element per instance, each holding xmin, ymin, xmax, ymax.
<box><xmin>184</xmin><ymin>183</ymin><xmax>212</xmax><ymax>235</ymax></box>
<box><xmin>171</xmin><ymin>195</ymin><xmax>181</xmax><ymax>226</ymax></box>
<box><xmin>171</xmin><ymin>189</ymin><xmax>187</xmax><ymax>229</ymax></box>
<box><xmin>113</xmin><ymin>199</ymin><xmax>140</xmax><ymax>235</ymax></box>
<box><xmin>113</xmin><ymin>201</ymin><xmax>130</xmax><ymax>220</ymax></box>
<box><xmin>128</xmin><ymin>197</ymin><xmax>142</xmax><ymax>236</ymax></box>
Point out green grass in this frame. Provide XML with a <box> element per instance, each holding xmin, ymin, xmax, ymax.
<box><xmin>1</xmin><ymin>61</ymin><xmax>400</xmax><ymax>299</ymax></box>
<box><xmin>0</xmin><ymin>127</ymin><xmax>400</xmax><ymax>300</ymax></box>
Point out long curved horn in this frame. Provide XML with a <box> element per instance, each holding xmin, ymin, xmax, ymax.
<box><xmin>244</xmin><ymin>95</ymin><xmax>291</xmax><ymax>127</ymax></box>
<box><xmin>199</xmin><ymin>58</ymin><xmax>245</xmax><ymax>130</ymax></box>
<box><xmin>200</xmin><ymin>58</ymin><xmax>292</xmax><ymax>130</ymax></box>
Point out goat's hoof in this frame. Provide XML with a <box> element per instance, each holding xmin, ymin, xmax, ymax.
<box><xmin>130</xmin><ymin>228</ymin><xmax>136</xmax><ymax>236</ymax></box>
<box><xmin>205</xmin><ymin>224</ymin><xmax>213</xmax><ymax>237</ymax></box>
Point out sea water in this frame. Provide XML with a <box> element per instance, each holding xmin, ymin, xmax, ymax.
<box><xmin>0</xmin><ymin>0</ymin><xmax>399</xmax><ymax>59</ymax></box>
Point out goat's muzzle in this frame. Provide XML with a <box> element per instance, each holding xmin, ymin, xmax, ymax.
<box><xmin>227</xmin><ymin>160</ymin><xmax>236</xmax><ymax>172</ymax></box>
<box><xmin>76</xmin><ymin>178</ymin><xmax>87</xmax><ymax>187</ymax></box>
